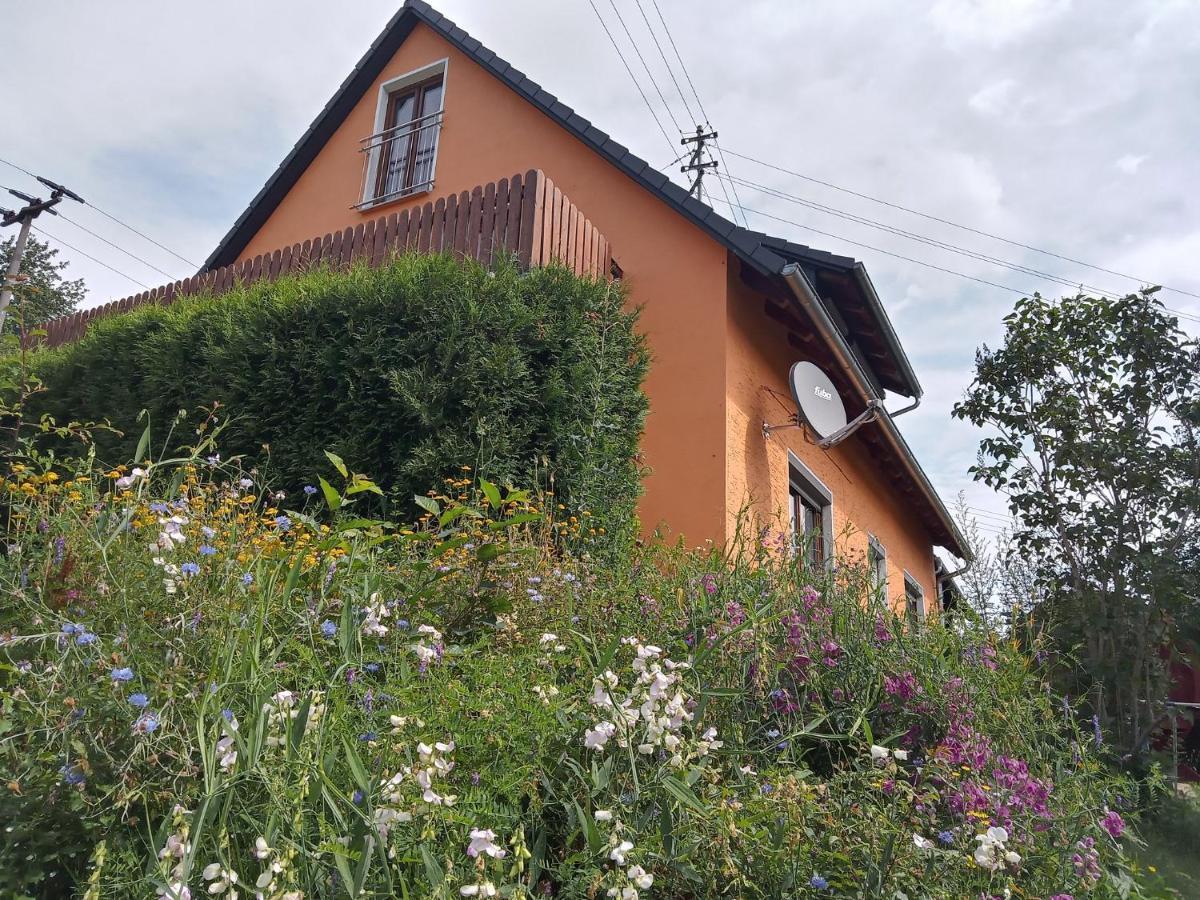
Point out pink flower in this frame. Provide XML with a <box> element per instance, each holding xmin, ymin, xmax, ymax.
<box><xmin>1100</xmin><ymin>809</ymin><xmax>1125</xmax><ymax>839</ymax></box>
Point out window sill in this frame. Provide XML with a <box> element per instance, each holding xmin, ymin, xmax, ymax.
<box><xmin>352</xmin><ymin>182</ymin><xmax>435</xmax><ymax>213</ymax></box>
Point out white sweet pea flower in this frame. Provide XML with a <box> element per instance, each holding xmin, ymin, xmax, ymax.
<box><xmin>459</xmin><ymin>884</ymin><xmax>497</xmax><ymax>897</ymax></box>
<box><xmin>252</xmin><ymin>836</ymin><xmax>272</xmax><ymax>860</ymax></box>
<box><xmin>912</xmin><ymin>833</ymin><xmax>935</xmax><ymax>850</ymax></box>
<box><xmin>216</xmin><ymin>736</ymin><xmax>237</xmax><ymax>773</ymax></box>
<box><xmin>585</xmin><ymin>721</ymin><xmax>616</xmax><ymax>751</ymax></box>
<box><xmin>870</xmin><ymin>745</ymin><xmax>890</xmax><ymax>762</ymax></box>
<box><xmin>1004</xmin><ymin>850</ymin><xmax>1022</xmax><ymax>866</ymax></box>
<box><xmin>627</xmin><ymin>865</ymin><xmax>654</xmax><ymax>889</ymax></box>
<box><xmin>466</xmin><ymin>828</ymin><xmax>507</xmax><ymax>859</ymax></box>
<box><xmin>893</xmin><ymin>748</ymin><xmax>909</xmax><ymax>761</ymax></box>
<box><xmin>115</xmin><ymin>467</ymin><xmax>147</xmax><ymax>490</ymax></box>
<box><xmin>594</xmin><ymin>809</ymin><xmax>614</xmax><ymax>822</ymax></box>
<box><xmin>609</xmin><ymin>840</ymin><xmax>634</xmax><ymax>865</ymax></box>
<box><xmin>985</xmin><ymin>826</ymin><xmax>1009</xmax><ymax>845</ymax></box>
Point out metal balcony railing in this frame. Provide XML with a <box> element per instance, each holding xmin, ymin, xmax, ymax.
<box><xmin>356</xmin><ymin>110</ymin><xmax>443</xmax><ymax>209</ymax></box>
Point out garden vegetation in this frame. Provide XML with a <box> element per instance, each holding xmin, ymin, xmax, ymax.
<box><xmin>24</xmin><ymin>255</ymin><xmax>649</xmax><ymax>551</ymax></box>
<box><xmin>0</xmin><ymin>440</ymin><xmax>1158</xmax><ymax>898</ymax></box>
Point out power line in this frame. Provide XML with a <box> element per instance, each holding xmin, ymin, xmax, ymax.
<box><xmin>643</xmin><ymin>0</ymin><xmax>747</xmax><ymax>226</ymax></box>
<box><xmin>33</xmin><ymin>225</ymin><xmax>150</xmax><ymax>290</ymax></box>
<box><xmin>0</xmin><ymin>156</ymin><xmax>199</xmax><ymax>270</ymax></box>
<box><xmin>720</xmin><ymin>146</ymin><xmax>1200</xmax><ymax>301</ymax></box>
<box><xmin>650</xmin><ymin>0</ymin><xmax>709</xmax><ymax>125</ymax></box>
<box><xmin>586</xmin><ymin>0</ymin><xmax>676</xmax><ymax>152</ymax></box>
<box><xmin>717</xmin><ymin>172</ymin><xmax>1128</xmax><ymax>300</ymax></box>
<box><xmin>632</xmin><ymin>0</ymin><xmax>695</xmax><ymax>124</ymax></box>
<box><xmin>710</xmin><ymin>172</ymin><xmax>1200</xmax><ymax>324</ymax></box>
<box><xmin>57</xmin><ymin>212</ymin><xmax>181</xmax><ymax>281</ymax></box>
<box><xmin>85</xmin><ymin>204</ymin><xmax>199</xmax><ymax>270</ymax></box>
<box><xmin>604</xmin><ymin>0</ymin><xmax>683</xmax><ymax>134</ymax></box>
<box><xmin>704</xmin><ymin>193</ymin><xmax>1038</xmax><ymax>296</ymax></box>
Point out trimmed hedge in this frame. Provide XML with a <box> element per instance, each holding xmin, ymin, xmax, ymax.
<box><xmin>28</xmin><ymin>254</ymin><xmax>649</xmax><ymax>541</ymax></box>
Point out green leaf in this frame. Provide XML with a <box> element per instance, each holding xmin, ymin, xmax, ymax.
<box><xmin>479</xmin><ymin>478</ymin><xmax>501</xmax><ymax>510</ymax></box>
<box><xmin>318</xmin><ymin>476</ymin><xmax>342</xmax><ymax>511</ymax></box>
<box><xmin>419</xmin><ymin>844</ymin><xmax>444</xmax><ymax>889</ymax></box>
<box><xmin>661</xmin><ymin>774</ymin><xmax>709</xmax><ymax>818</ymax></box>
<box><xmin>414</xmin><ymin>495</ymin><xmax>441</xmax><ymax>517</ymax></box>
<box><xmin>324</xmin><ymin>450</ymin><xmax>348</xmax><ymax>478</ymax></box>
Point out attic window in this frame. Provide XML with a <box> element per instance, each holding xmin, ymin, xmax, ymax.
<box><xmin>358</xmin><ymin>61</ymin><xmax>446</xmax><ymax>209</ymax></box>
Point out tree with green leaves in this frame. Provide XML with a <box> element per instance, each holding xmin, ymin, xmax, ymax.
<box><xmin>0</xmin><ymin>234</ymin><xmax>85</xmax><ymax>335</ymax></box>
<box><xmin>953</xmin><ymin>289</ymin><xmax>1200</xmax><ymax>759</ymax></box>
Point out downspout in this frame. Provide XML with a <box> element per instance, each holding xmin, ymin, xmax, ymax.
<box><xmin>780</xmin><ymin>263</ymin><xmax>973</xmax><ymax>564</ymax></box>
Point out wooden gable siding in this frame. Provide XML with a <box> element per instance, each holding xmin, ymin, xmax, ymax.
<box><xmin>33</xmin><ymin>170</ymin><xmax>610</xmax><ymax>349</ymax></box>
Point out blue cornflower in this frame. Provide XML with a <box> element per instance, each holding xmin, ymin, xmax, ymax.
<box><xmin>275</xmin><ymin>515</ymin><xmax>292</xmax><ymax>532</ymax></box>
<box><xmin>199</xmin><ymin>544</ymin><xmax>217</xmax><ymax>556</ymax></box>
<box><xmin>61</xmin><ymin>622</ymin><xmax>81</xmax><ymax>635</ymax></box>
<box><xmin>134</xmin><ymin>712</ymin><xmax>159</xmax><ymax>734</ymax></box>
<box><xmin>221</xmin><ymin>708</ymin><xmax>235</xmax><ymax>722</ymax></box>
<box><xmin>351</xmin><ymin>789</ymin><xmax>364</xmax><ymax>805</ymax></box>
<box><xmin>241</xmin><ymin>573</ymin><xmax>254</xmax><ymax>586</ymax></box>
<box><xmin>364</xmin><ymin>662</ymin><xmax>381</xmax><ymax>673</ymax></box>
<box><xmin>937</xmin><ymin>831</ymin><xmax>954</xmax><ymax>845</ymax></box>
<box><xmin>150</xmin><ymin>502</ymin><xmax>168</xmax><ymax>513</ymax></box>
<box><xmin>180</xmin><ymin>562</ymin><xmax>200</xmax><ymax>576</ymax></box>
<box><xmin>60</xmin><ymin>765</ymin><xmax>86</xmax><ymax>786</ymax></box>
<box><xmin>75</xmin><ymin>631</ymin><xmax>98</xmax><ymax>646</ymax></box>
<box><xmin>303</xmin><ymin>485</ymin><xmax>318</xmax><ymax>496</ymax></box>
<box><xmin>111</xmin><ymin>667</ymin><xmax>134</xmax><ymax>682</ymax></box>
<box><xmin>201</xmin><ymin>526</ymin><xmax>216</xmax><ymax>539</ymax></box>
<box><xmin>395</xmin><ymin>619</ymin><xmax>410</xmax><ymax>630</ymax></box>
<box><xmin>810</xmin><ymin>875</ymin><xmax>828</xmax><ymax>890</ymax></box>
<box><xmin>320</xmin><ymin>620</ymin><xmax>337</xmax><ymax>639</ymax></box>
<box><xmin>766</xmin><ymin>729</ymin><xmax>781</xmax><ymax>738</ymax></box>
<box><xmin>128</xmin><ymin>692</ymin><xmax>150</xmax><ymax>708</ymax></box>
<box><xmin>358</xmin><ymin>731</ymin><xmax>378</xmax><ymax>743</ymax></box>
<box><xmin>760</xmin><ymin>782</ymin><xmax>773</xmax><ymax>795</ymax></box>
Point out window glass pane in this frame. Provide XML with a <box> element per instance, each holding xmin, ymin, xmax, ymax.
<box><xmin>422</xmin><ymin>81</ymin><xmax>444</xmax><ymax>115</ymax></box>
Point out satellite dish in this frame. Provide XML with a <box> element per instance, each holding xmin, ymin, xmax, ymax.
<box><xmin>789</xmin><ymin>361</ymin><xmax>848</xmax><ymax>440</ymax></box>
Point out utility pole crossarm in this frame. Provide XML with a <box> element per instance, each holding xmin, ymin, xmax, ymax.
<box><xmin>680</xmin><ymin>125</ymin><xmax>719</xmax><ymax>199</ymax></box>
<box><xmin>0</xmin><ymin>178</ymin><xmax>84</xmax><ymax>333</ymax></box>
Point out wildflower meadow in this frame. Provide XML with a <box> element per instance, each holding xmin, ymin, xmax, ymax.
<box><xmin>0</xmin><ymin>428</ymin><xmax>1164</xmax><ymax>899</ymax></box>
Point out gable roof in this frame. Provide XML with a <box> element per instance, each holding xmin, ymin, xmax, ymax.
<box><xmin>203</xmin><ymin>0</ymin><xmax>920</xmax><ymax>399</ymax></box>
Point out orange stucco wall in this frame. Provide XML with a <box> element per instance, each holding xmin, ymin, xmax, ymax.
<box><xmin>724</xmin><ymin>267</ymin><xmax>937</xmax><ymax>604</ymax></box>
<box><xmin>231</xmin><ymin>21</ymin><xmax>937</xmax><ymax>598</ymax></box>
<box><xmin>238</xmin><ymin>22</ymin><xmax>730</xmax><ymax>544</ymax></box>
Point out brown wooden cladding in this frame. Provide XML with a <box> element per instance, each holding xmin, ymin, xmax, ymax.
<box><xmin>33</xmin><ymin>169</ymin><xmax>613</xmax><ymax>349</ymax></box>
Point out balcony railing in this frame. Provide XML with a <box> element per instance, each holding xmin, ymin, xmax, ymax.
<box><xmin>356</xmin><ymin>111</ymin><xmax>443</xmax><ymax>210</ymax></box>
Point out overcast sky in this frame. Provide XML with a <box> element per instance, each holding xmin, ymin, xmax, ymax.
<box><xmin>4</xmin><ymin>0</ymin><xmax>1198</xmax><ymax>547</ymax></box>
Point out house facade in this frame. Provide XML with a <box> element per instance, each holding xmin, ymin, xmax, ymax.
<box><xmin>198</xmin><ymin>0</ymin><xmax>967</xmax><ymax>612</ymax></box>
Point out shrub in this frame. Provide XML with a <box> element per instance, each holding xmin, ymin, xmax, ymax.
<box><xmin>23</xmin><ymin>254</ymin><xmax>649</xmax><ymax>549</ymax></box>
<box><xmin>0</xmin><ymin>448</ymin><xmax>1157</xmax><ymax>899</ymax></box>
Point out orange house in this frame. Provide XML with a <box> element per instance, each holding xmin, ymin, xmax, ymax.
<box><xmin>203</xmin><ymin>0</ymin><xmax>969</xmax><ymax>613</ymax></box>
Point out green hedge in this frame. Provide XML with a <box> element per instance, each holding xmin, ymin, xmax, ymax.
<box><xmin>29</xmin><ymin>254</ymin><xmax>649</xmax><ymax>540</ymax></box>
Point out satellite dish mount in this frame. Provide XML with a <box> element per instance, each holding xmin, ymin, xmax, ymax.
<box><xmin>763</xmin><ymin>361</ymin><xmax>884</xmax><ymax>448</ymax></box>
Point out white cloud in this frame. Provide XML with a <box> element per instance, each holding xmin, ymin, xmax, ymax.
<box><xmin>929</xmin><ymin>0</ymin><xmax>1073</xmax><ymax>47</ymax></box>
<box><xmin>968</xmin><ymin>79</ymin><xmax>1020</xmax><ymax>117</ymax></box>
<box><xmin>3</xmin><ymin>0</ymin><xmax>1198</xmax><ymax>516</ymax></box>
<box><xmin>1115</xmin><ymin>153</ymin><xmax>1148</xmax><ymax>174</ymax></box>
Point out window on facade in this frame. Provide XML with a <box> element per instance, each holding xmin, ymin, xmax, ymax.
<box><xmin>904</xmin><ymin>572</ymin><xmax>925</xmax><ymax>624</ymax></box>
<box><xmin>788</xmin><ymin>456</ymin><xmax>832</xmax><ymax>573</ymax></box>
<box><xmin>867</xmin><ymin>536</ymin><xmax>887</xmax><ymax>607</ymax></box>
<box><xmin>362</xmin><ymin>70</ymin><xmax>445</xmax><ymax>207</ymax></box>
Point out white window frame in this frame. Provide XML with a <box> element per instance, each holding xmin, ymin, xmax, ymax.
<box><xmin>787</xmin><ymin>450</ymin><xmax>833</xmax><ymax>571</ymax></box>
<box><xmin>867</xmin><ymin>534</ymin><xmax>888</xmax><ymax>608</ymax></box>
<box><xmin>903</xmin><ymin>571</ymin><xmax>926</xmax><ymax>623</ymax></box>
<box><xmin>360</xmin><ymin>58</ymin><xmax>449</xmax><ymax>209</ymax></box>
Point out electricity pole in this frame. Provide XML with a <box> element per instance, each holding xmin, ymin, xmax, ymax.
<box><xmin>1</xmin><ymin>177</ymin><xmax>84</xmax><ymax>334</ymax></box>
<box><xmin>680</xmin><ymin>125</ymin><xmax>718</xmax><ymax>199</ymax></box>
